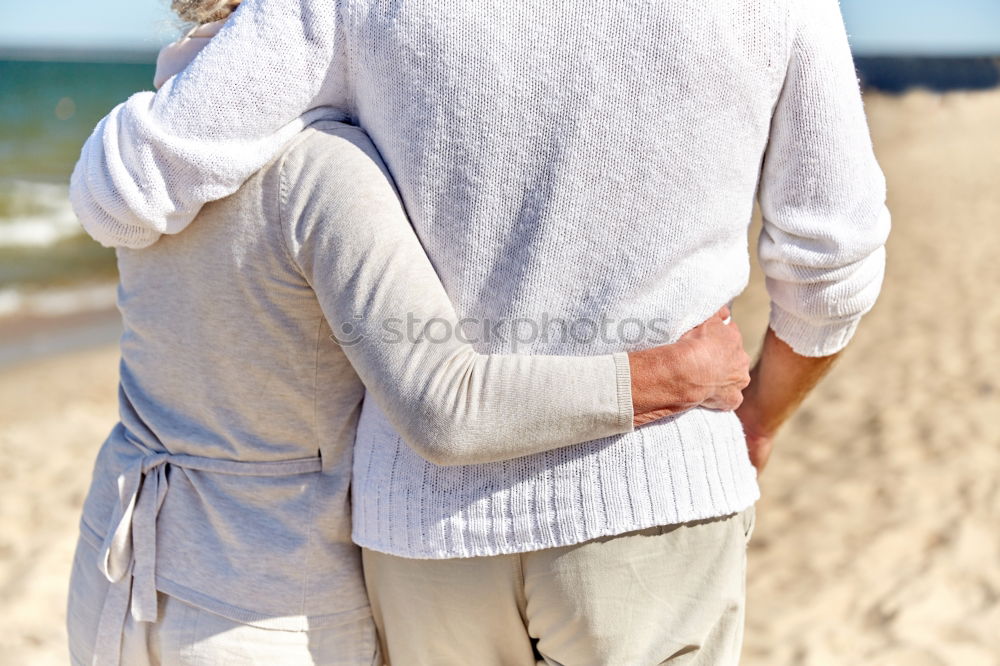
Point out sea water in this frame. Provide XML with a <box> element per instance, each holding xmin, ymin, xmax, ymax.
<box><xmin>0</xmin><ymin>57</ymin><xmax>155</xmax><ymax>301</ymax></box>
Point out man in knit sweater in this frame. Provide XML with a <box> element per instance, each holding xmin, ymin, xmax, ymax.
<box><xmin>71</xmin><ymin>0</ymin><xmax>889</xmax><ymax>662</ymax></box>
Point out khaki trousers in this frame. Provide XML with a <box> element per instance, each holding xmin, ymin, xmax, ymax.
<box><xmin>362</xmin><ymin>505</ymin><xmax>755</xmax><ymax>666</ymax></box>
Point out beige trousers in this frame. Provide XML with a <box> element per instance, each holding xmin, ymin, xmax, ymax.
<box><xmin>363</xmin><ymin>505</ymin><xmax>755</xmax><ymax>666</ymax></box>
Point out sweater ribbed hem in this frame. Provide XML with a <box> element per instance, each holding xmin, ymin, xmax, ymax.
<box><xmin>77</xmin><ymin>211</ymin><xmax>162</xmax><ymax>250</ymax></box>
<box><xmin>768</xmin><ymin>302</ymin><xmax>862</xmax><ymax>357</ymax></box>
<box><xmin>352</xmin><ymin>405</ymin><xmax>760</xmax><ymax>559</ymax></box>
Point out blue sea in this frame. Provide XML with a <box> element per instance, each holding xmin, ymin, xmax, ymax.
<box><xmin>0</xmin><ymin>53</ymin><xmax>997</xmax><ymax>316</ymax></box>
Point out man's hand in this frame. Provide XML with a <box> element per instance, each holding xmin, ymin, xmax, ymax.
<box><xmin>628</xmin><ymin>307</ymin><xmax>751</xmax><ymax>427</ymax></box>
<box><xmin>736</xmin><ymin>327</ymin><xmax>840</xmax><ymax>474</ymax></box>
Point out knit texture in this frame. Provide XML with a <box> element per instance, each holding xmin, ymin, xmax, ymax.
<box><xmin>70</xmin><ymin>0</ymin><xmax>889</xmax><ymax>558</ymax></box>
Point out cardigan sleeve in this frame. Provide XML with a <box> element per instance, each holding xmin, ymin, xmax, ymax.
<box><xmin>280</xmin><ymin>123</ymin><xmax>635</xmax><ymax>466</ymax></box>
<box><xmin>756</xmin><ymin>0</ymin><xmax>891</xmax><ymax>357</ymax></box>
<box><xmin>69</xmin><ymin>0</ymin><xmax>346</xmax><ymax>249</ymax></box>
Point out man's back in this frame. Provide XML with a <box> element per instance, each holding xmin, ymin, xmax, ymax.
<box><xmin>346</xmin><ymin>0</ymin><xmax>886</xmax><ymax>558</ymax></box>
<box><xmin>354</xmin><ymin>0</ymin><xmax>787</xmax><ymax>351</ymax></box>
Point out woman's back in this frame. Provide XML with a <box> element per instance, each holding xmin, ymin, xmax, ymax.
<box><xmin>82</xmin><ymin>125</ymin><xmax>382</xmax><ymax>631</ymax></box>
<box><xmin>115</xmin><ymin>135</ymin><xmax>363</xmax><ymax>465</ymax></box>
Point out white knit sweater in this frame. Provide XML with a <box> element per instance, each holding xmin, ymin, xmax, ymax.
<box><xmin>70</xmin><ymin>0</ymin><xmax>889</xmax><ymax>558</ymax></box>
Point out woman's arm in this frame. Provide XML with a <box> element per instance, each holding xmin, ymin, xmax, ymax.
<box><xmin>280</xmin><ymin>122</ymin><xmax>750</xmax><ymax>466</ymax></box>
<box><xmin>70</xmin><ymin>0</ymin><xmax>344</xmax><ymax>248</ymax></box>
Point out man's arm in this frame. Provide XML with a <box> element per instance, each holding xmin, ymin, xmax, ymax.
<box><xmin>70</xmin><ymin>0</ymin><xmax>344</xmax><ymax>248</ymax></box>
<box><xmin>757</xmin><ymin>0</ymin><xmax>890</xmax><ymax>357</ymax></box>
<box><xmin>737</xmin><ymin>328</ymin><xmax>839</xmax><ymax>472</ymax></box>
<box><xmin>747</xmin><ymin>0</ymin><xmax>891</xmax><ymax>471</ymax></box>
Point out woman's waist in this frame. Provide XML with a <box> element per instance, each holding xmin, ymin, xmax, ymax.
<box><xmin>80</xmin><ymin>422</ymin><xmax>361</xmax><ymax>625</ymax></box>
<box><xmin>82</xmin><ymin>421</ymin><xmax>350</xmax><ymax>529</ymax></box>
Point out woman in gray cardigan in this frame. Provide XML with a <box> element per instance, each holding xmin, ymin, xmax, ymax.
<box><xmin>66</xmin><ymin>7</ymin><xmax>749</xmax><ymax>666</ymax></box>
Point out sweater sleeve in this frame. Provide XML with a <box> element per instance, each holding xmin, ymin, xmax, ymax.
<box><xmin>69</xmin><ymin>0</ymin><xmax>345</xmax><ymax>249</ymax></box>
<box><xmin>280</xmin><ymin>123</ymin><xmax>635</xmax><ymax>466</ymax></box>
<box><xmin>756</xmin><ymin>0</ymin><xmax>891</xmax><ymax>357</ymax></box>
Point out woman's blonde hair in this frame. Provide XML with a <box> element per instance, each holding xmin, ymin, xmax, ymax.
<box><xmin>171</xmin><ymin>0</ymin><xmax>241</xmax><ymax>24</ymax></box>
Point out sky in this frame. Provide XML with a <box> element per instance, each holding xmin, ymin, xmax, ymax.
<box><xmin>1</xmin><ymin>0</ymin><xmax>999</xmax><ymax>55</ymax></box>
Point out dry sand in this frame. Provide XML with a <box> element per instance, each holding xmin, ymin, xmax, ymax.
<box><xmin>739</xmin><ymin>88</ymin><xmax>1000</xmax><ymax>666</ymax></box>
<box><xmin>1</xmin><ymin>88</ymin><xmax>999</xmax><ymax>665</ymax></box>
<box><xmin>0</xmin><ymin>345</ymin><xmax>119</xmax><ymax>664</ymax></box>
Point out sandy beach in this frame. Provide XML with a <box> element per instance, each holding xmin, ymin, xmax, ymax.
<box><xmin>1</xmin><ymin>88</ymin><xmax>998</xmax><ymax>665</ymax></box>
<box><xmin>0</xmin><ymin>343</ymin><xmax>119</xmax><ymax>664</ymax></box>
